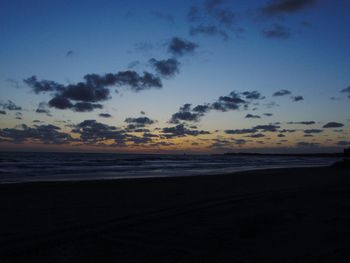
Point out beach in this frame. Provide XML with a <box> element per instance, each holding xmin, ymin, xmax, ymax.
<box><xmin>1</xmin><ymin>165</ymin><xmax>350</xmax><ymax>262</ymax></box>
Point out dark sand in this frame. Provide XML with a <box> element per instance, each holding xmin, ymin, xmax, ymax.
<box><xmin>1</xmin><ymin>166</ymin><xmax>350</xmax><ymax>262</ymax></box>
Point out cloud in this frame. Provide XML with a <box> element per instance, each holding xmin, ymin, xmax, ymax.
<box><xmin>0</xmin><ymin>124</ymin><xmax>73</xmax><ymax>144</ymax></box>
<box><xmin>187</xmin><ymin>0</ymin><xmax>239</xmax><ymax>41</ymax></box>
<box><xmin>24</xmin><ymin>76</ymin><xmax>64</xmax><ymax>94</ymax></box>
<box><xmin>242</xmin><ymin>91</ymin><xmax>265</xmax><ymax>100</ymax></box>
<box><xmin>192</xmin><ymin>104</ymin><xmax>211</xmax><ymax>113</ymax></box>
<box><xmin>212</xmin><ymin>91</ymin><xmax>247</xmax><ymax>111</ymax></box>
<box><xmin>162</xmin><ymin>124</ymin><xmax>209</xmax><ymax>138</ymax></box>
<box><xmin>170</xmin><ymin>104</ymin><xmax>203</xmax><ymax>124</ymax></box>
<box><xmin>341</xmin><ymin>86</ymin><xmax>350</xmax><ymax>93</ymax></box>
<box><xmin>225</xmin><ymin>128</ymin><xmax>258</xmax><ymax>134</ymax></box>
<box><xmin>0</xmin><ymin>110</ymin><xmax>6</xmax><ymax>115</ymax></box>
<box><xmin>99</xmin><ymin>113</ymin><xmax>112</xmax><ymax>118</ymax></box>
<box><xmin>273</xmin><ymin>89</ymin><xmax>292</xmax><ymax>96</ymax></box>
<box><xmin>279</xmin><ymin>129</ymin><xmax>296</xmax><ymax>133</ymax></box>
<box><xmin>337</xmin><ymin>140</ymin><xmax>350</xmax><ymax>146</ymax></box>
<box><xmin>205</xmin><ymin>0</ymin><xmax>236</xmax><ymax>28</ymax></box>
<box><xmin>263</xmin><ymin>25</ymin><xmax>291</xmax><ymax>39</ymax></box>
<box><xmin>263</xmin><ymin>113</ymin><xmax>273</xmax><ymax>117</ymax></box>
<box><xmin>245</xmin><ymin>114</ymin><xmax>261</xmax><ymax>119</ymax></box>
<box><xmin>48</xmin><ymin>96</ymin><xmax>73</xmax><ymax>109</ymax></box>
<box><xmin>341</xmin><ymin>86</ymin><xmax>350</xmax><ymax>98</ymax></box>
<box><xmin>124</xmin><ymin>117</ymin><xmax>156</xmax><ymax>131</ymax></box>
<box><xmin>189</xmin><ymin>25</ymin><xmax>229</xmax><ymax>41</ymax></box>
<box><xmin>292</xmin><ymin>95</ymin><xmax>304</xmax><ymax>102</ymax></box>
<box><xmin>149</xmin><ymin>58</ymin><xmax>180</xmax><ymax>77</ymax></box>
<box><xmin>0</xmin><ymin>100</ymin><xmax>22</xmax><ymax>111</ymax></box>
<box><xmin>170</xmin><ymin>91</ymin><xmax>264</xmax><ymax>124</ymax></box>
<box><xmin>323</xmin><ymin>122</ymin><xmax>344</xmax><ymax>128</ymax></box>
<box><xmin>72</xmin><ymin>102</ymin><xmax>103</xmax><ymax>112</ymax></box>
<box><xmin>253</xmin><ymin>124</ymin><xmax>280</xmax><ymax>132</ymax></box>
<box><xmin>287</xmin><ymin>121</ymin><xmax>315</xmax><ymax>125</ymax></box>
<box><xmin>246</xmin><ymin>133</ymin><xmax>265</xmax><ymax>138</ymax></box>
<box><xmin>66</xmin><ymin>50</ymin><xmax>75</xmax><ymax>57</ymax></box>
<box><xmin>73</xmin><ymin>120</ymin><xmax>127</xmax><ymax>146</ymax></box>
<box><xmin>24</xmin><ymin>71</ymin><xmax>162</xmax><ymax>111</ymax></box>
<box><xmin>304</xmin><ymin>129</ymin><xmax>323</xmax><ymax>134</ymax></box>
<box><xmin>35</xmin><ymin>102</ymin><xmax>51</xmax><ymax>115</ymax></box>
<box><xmin>261</xmin><ymin>0</ymin><xmax>317</xmax><ymax>16</ymax></box>
<box><xmin>168</xmin><ymin>37</ymin><xmax>198</xmax><ymax>56</ymax></box>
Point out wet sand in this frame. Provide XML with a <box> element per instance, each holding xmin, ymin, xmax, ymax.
<box><xmin>1</xmin><ymin>165</ymin><xmax>350</xmax><ymax>262</ymax></box>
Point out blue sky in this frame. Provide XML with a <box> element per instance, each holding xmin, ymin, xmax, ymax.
<box><xmin>0</xmin><ymin>0</ymin><xmax>349</xmax><ymax>153</ymax></box>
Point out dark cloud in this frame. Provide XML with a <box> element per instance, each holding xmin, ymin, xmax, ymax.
<box><xmin>0</xmin><ymin>110</ymin><xmax>6</xmax><ymax>115</ymax></box>
<box><xmin>263</xmin><ymin>25</ymin><xmax>291</xmax><ymax>39</ymax></box>
<box><xmin>245</xmin><ymin>114</ymin><xmax>261</xmax><ymax>119</ymax></box>
<box><xmin>24</xmin><ymin>76</ymin><xmax>64</xmax><ymax>94</ymax></box>
<box><xmin>66</xmin><ymin>50</ymin><xmax>75</xmax><ymax>57</ymax></box>
<box><xmin>25</xmin><ymin>71</ymin><xmax>162</xmax><ymax>111</ymax></box>
<box><xmin>162</xmin><ymin>124</ymin><xmax>209</xmax><ymax>138</ymax></box>
<box><xmin>73</xmin><ymin>120</ymin><xmax>126</xmax><ymax>146</ymax></box>
<box><xmin>341</xmin><ymin>86</ymin><xmax>350</xmax><ymax>93</ymax></box>
<box><xmin>204</xmin><ymin>0</ymin><xmax>236</xmax><ymax>28</ymax></box>
<box><xmin>48</xmin><ymin>96</ymin><xmax>73</xmax><ymax>110</ymax></box>
<box><xmin>192</xmin><ymin>104</ymin><xmax>211</xmax><ymax>113</ymax></box>
<box><xmin>61</xmin><ymin>82</ymin><xmax>110</xmax><ymax>102</ymax></box>
<box><xmin>170</xmin><ymin>104</ymin><xmax>203</xmax><ymax>124</ymax></box>
<box><xmin>323</xmin><ymin>122</ymin><xmax>344</xmax><ymax>128</ymax></box>
<box><xmin>114</xmin><ymin>71</ymin><xmax>162</xmax><ymax>92</ymax></box>
<box><xmin>273</xmin><ymin>89</ymin><xmax>292</xmax><ymax>96</ymax></box>
<box><xmin>212</xmin><ymin>91</ymin><xmax>247</xmax><ymax>111</ymax></box>
<box><xmin>0</xmin><ymin>124</ymin><xmax>73</xmax><ymax>144</ymax></box>
<box><xmin>125</xmin><ymin>116</ymin><xmax>155</xmax><ymax>130</ymax></box>
<box><xmin>168</xmin><ymin>37</ymin><xmax>198</xmax><ymax>56</ymax></box>
<box><xmin>170</xmin><ymin>91</ymin><xmax>264</xmax><ymax>124</ymax></box>
<box><xmin>261</xmin><ymin>0</ymin><xmax>317</xmax><ymax>16</ymax></box>
<box><xmin>287</xmin><ymin>121</ymin><xmax>315</xmax><ymax>125</ymax></box>
<box><xmin>337</xmin><ymin>140</ymin><xmax>350</xmax><ymax>146</ymax></box>
<box><xmin>149</xmin><ymin>58</ymin><xmax>180</xmax><ymax>77</ymax></box>
<box><xmin>35</xmin><ymin>102</ymin><xmax>50</xmax><ymax>115</ymax></box>
<box><xmin>279</xmin><ymin>129</ymin><xmax>297</xmax><ymax>133</ymax></box>
<box><xmin>246</xmin><ymin>133</ymin><xmax>265</xmax><ymax>138</ymax></box>
<box><xmin>242</xmin><ymin>91</ymin><xmax>265</xmax><ymax>100</ymax></box>
<box><xmin>187</xmin><ymin>0</ymin><xmax>239</xmax><ymax>41</ymax></box>
<box><xmin>189</xmin><ymin>25</ymin><xmax>229</xmax><ymax>41</ymax></box>
<box><xmin>341</xmin><ymin>86</ymin><xmax>350</xmax><ymax>98</ymax></box>
<box><xmin>0</xmin><ymin>100</ymin><xmax>22</xmax><ymax>111</ymax></box>
<box><xmin>72</xmin><ymin>102</ymin><xmax>103</xmax><ymax>112</ymax></box>
<box><xmin>292</xmin><ymin>95</ymin><xmax>304</xmax><ymax>102</ymax></box>
<box><xmin>304</xmin><ymin>129</ymin><xmax>323</xmax><ymax>134</ymax></box>
<box><xmin>263</xmin><ymin>113</ymin><xmax>273</xmax><ymax>117</ymax></box>
<box><xmin>225</xmin><ymin>128</ymin><xmax>258</xmax><ymax>134</ymax></box>
<box><xmin>99</xmin><ymin>113</ymin><xmax>112</xmax><ymax>118</ymax></box>
<box><xmin>149</xmin><ymin>141</ymin><xmax>176</xmax><ymax>147</ymax></box>
<box><xmin>253</xmin><ymin>124</ymin><xmax>280</xmax><ymax>132</ymax></box>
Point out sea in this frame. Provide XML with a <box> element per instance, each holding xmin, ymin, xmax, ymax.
<box><xmin>0</xmin><ymin>152</ymin><xmax>341</xmax><ymax>184</ymax></box>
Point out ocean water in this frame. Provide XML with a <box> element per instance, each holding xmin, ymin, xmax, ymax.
<box><xmin>0</xmin><ymin>152</ymin><xmax>340</xmax><ymax>183</ymax></box>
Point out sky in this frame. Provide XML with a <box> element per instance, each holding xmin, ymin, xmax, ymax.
<box><xmin>0</xmin><ymin>0</ymin><xmax>349</xmax><ymax>154</ymax></box>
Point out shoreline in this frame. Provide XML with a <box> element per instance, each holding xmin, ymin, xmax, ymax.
<box><xmin>0</xmin><ymin>163</ymin><xmax>335</xmax><ymax>185</ymax></box>
<box><xmin>1</xmin><ymin>165</ymin><xmax>350</xmax><ymax>262</ymax></box>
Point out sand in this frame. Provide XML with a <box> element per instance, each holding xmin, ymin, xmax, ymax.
<box><xmin>0</xmin><ymin>165</ymin><xmax>350</xmax><ymax>262</ymax></box>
